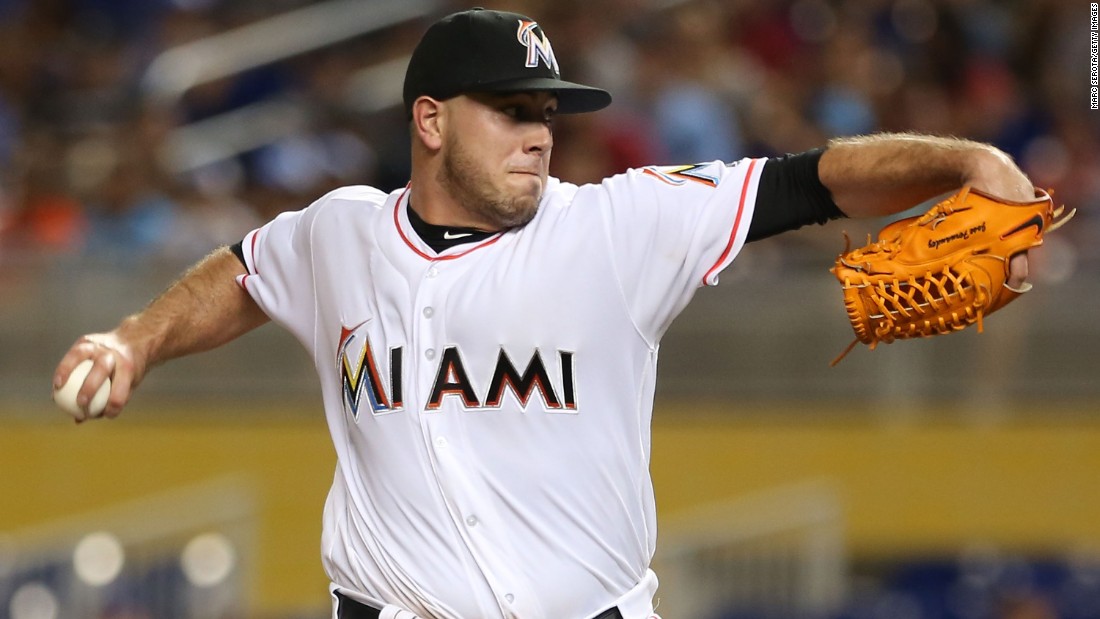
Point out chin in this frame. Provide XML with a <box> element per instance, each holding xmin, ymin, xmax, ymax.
<box><xmin>506</xmin><ymin>176</ymin><xmax>542</xmax><ymax>201</ymax></box>
<box><xmin>501</xmin><ymin>198</ymin><xmax>540</xmax><ymax>228</ymax></box>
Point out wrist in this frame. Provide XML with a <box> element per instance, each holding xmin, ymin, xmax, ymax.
<box><xmin>114</xmin><ymin>314</ymin><xmax>159</xmax><ymax>372</ymax></box>
<box><xmin>964</xmin><ymin>147</ymin><xmax>1034</xmax><ymax>202</ymax></box>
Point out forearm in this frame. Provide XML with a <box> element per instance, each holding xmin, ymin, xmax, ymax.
<box><xmin>819</xmin><ymin>133</ymin><xmax>1034</xmax><ymax>218</ymax></box>
<box><xmin>54</xmin><ymin>246</ymin><xmax>269</xmax><ymax>418</ymax></box>
<box><xmin>119</xmin><ymin>246</ymin><xmax>269</xmax><ymax>369</ymax></box>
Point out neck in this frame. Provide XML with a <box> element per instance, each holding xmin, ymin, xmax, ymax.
<box><xmin>409</xmin><ymin>169</ymin><xmax>506</xmax><ymax>233</ymax></box>
<box><xmin>408</xmin><ymin>169</ymin><xmax>498</xmax><ymax>232</ymax></box>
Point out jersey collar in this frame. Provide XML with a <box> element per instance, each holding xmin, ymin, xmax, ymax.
<box><xmin>393</xmin><ymin>186</ymin><xmax>506</xmax><ymax>261</ymax></box>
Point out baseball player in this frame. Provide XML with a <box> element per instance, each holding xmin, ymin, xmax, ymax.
<box><xmin>54</xmin><ymin>8</ymin><xmax>1038</xmax><ymax>619</ymax></box>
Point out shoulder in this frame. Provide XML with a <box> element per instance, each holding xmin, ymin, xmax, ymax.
<box><xmin>262</xmin><ymin>184</ymin><xmax>397</xmax><ymax>244</ymax></box>
<box><xmin>296</xmin><ymin>184</ymin><xmax>397</xmax><ymax>228</ymax></box>
<box><xmin>540</xmin><ymin>176</ymin><xmax>576</xmax><ymax>205</ymax></box>
<box><xmin>541</xmin><ymin>175</ymin><xmax>618</xmax><ymax>209</ymax></box>
<box><xmin>311</xmin><ymin>185</ymin><xmax>393</xmax><ymax>212</ymax></box>
<box><xmin>544</xmin><ymin>162</ymin><xmax>731</xmax><ymax>211</ymax></box>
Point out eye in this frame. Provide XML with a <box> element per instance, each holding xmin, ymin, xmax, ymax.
<box><xmin>497</xmin><ymin>98</ymin><xmax>555</xmax><ymax>124</ymax></box>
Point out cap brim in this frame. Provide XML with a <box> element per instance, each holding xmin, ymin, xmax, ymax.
<box><xmin>475</xmin><ymin>77</ymin><xmax>612</xmax><ymax>114</ymax></box>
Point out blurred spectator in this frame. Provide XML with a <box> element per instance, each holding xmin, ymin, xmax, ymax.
<box><xmin>813</xmin><ymin>28</ymin><xmax>880</xmax><ymax>138</ymax></box>
<box><xmin>634</xmin><ymin>3</ymin><xmax>745</xmax><ymax>163</ymax></box>
<box><xmin>550</xmin><ymin>110</ymin><xmax>660</xmax><ymax>183</ymax></box>
<box><xmin>62</xmin><ymin>115</ymin><xmax>182</xmax><ymax>261</ymax></box>
<box><xmin>1</xmin><ymin>128</ymin><xmax>86</xmax><ymax>254</ymax></box>
<box><xmin>78</xmin><ymin>137</ymin><xmax>180</xmax><ymax>261</ymax></box>
<box><xmin>996</xmin><ymin>593</ymin><xmax>1058</xmax><ymax>619</ymax></box>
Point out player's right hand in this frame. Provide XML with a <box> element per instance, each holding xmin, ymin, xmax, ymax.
<box><xmin>53</xmin><ymin>330</ymin><xmax>144</xmax><ymax>421</ymax></box>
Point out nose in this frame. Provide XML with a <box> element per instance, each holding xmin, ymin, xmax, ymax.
<box><xmin>525</xmin><ymin>122</ymin><xmax>553</xmax><ymax>155</ymax></box>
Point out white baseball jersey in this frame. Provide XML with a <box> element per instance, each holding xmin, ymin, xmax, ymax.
<box><xmin>235</xmin><ymin>158</ymin><xmax>764</xmax><ymax>619</ymax></box>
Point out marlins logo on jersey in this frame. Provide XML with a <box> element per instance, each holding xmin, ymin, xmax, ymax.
<box><xmin>337</xmin><ymin>320</ymin><xmax>403</xmax><ymax>419</ymax></box>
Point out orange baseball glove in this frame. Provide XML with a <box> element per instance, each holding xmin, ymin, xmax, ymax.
<box><xmin>830</xmin><ymin>186</ymin><xmax>1075</xmax><ymax>365</ymax></box>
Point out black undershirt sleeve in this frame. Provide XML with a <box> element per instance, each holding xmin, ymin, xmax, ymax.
<box><xmin>230</xmin><ymin>240</ymin><xmax>247</xmax><ymax>268</ymax></box>
<box><xmin>746</xmin><ymin>147</ymin><xmax>846</xmax><ymax>242</ymax></box>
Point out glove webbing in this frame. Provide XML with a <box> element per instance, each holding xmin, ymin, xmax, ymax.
<box><xmin>869</xmin><ymin>267</ymin><xmax>987</xmax><ymax>338</ymax></box>
<box><xmin>833</xmin><ymin>267</ymin><xmax>989</xmax><ymax>366</ymax></box>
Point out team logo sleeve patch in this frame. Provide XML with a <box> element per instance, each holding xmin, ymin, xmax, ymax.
<box><xmin>641</xmin><ymin>163</ymin><xmax>719</xmax><ymax>187</ymax></box>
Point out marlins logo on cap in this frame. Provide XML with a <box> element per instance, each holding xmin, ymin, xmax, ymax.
<box><xmin>516</xmin><ymin>19</ymin><xmax>559</xmax><ymax>73</ymax></box>
<box><xmin>402</xmin><ymin>8</ymin><xmax>611</xmax><ymax>116</ymax></box>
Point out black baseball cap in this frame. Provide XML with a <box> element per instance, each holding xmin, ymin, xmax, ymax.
<box><xmin>402</xmin><ymin>8</ymin><xmax>612</xmax><ymax>116</ymax></box>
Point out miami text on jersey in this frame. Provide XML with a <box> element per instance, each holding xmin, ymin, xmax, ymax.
<box><xmin>427</xmin><ymin>347</ymin><xmax>576</xmax><ymax>412</ymax></box>
<box><xmin>339</xmin><ymin>330</ymin><xmax>577</xmax><ymax>419</ymax></box>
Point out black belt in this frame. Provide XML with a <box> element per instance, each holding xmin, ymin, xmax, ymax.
<box><xmin>335</xmin><ymin>592</ymin><xmax>624</xmax><ymax>619</ymax></box>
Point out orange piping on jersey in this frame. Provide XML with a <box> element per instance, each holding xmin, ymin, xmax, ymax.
<box><xmin>392</xmin><ymin>187</ymin><xmax>506</xmax><ymax>261</ymax></box>
<box><xmin>701</xmin><ymin>158</ymin><xmax>758</xmax><ymax>286</ymax></box>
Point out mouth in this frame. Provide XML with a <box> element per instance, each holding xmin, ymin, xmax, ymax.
<box><xmin>508</xmin><ymin>170</ymin><xmax>544</xmax><ymax>187</ymax></box>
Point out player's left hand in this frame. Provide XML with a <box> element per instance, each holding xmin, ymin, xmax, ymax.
<box><xmin>965</xmin><ymin>147</ymin><xmax>1037</xmax><ymax>291</ymax></box>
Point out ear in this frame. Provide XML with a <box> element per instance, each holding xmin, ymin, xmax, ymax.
<box><xmin>411</xmin><ymin>96</ymin><xmax>444</xmax><ymax>152</ymax></box>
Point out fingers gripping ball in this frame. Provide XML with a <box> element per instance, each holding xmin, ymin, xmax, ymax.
<box><xmin>830</xmin><ymin>186</ymin><xmax>1075</xmax><ymax>365</ymax></box>
<box><xmin>54</xmin><ymin>359</ymin><xmax>111</xmax><ymax>420</ymax></box>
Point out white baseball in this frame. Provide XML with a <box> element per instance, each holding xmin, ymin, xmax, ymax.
<box><xmin>54</xmin><ymin>359</ymin><xmax>110</xmax><ymax>420</ymax></box>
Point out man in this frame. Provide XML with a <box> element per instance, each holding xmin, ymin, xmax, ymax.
<box><xmin>54</xmin><ymin>8</ymin><xmax>1036</xmax><ymax>619</ymax></box>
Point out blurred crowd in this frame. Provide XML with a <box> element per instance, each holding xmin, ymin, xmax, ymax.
<box><xmin>0</xmin><ymin>0</ymin><xmax>1095</xmax><ymax>266</ymax></box>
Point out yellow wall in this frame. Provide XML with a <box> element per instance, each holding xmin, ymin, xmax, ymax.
<box><xmin>3</xmin><ymin>405</ymin><xmax>1099</xmax><ymax>614</ymax></box>
<box><xmin>1</xmin><ymin>411</ymin><xmax>335</xmax><ymax>615</ymax></box>
<box><xmin>651</xmin><ymin>413</ymin><xmax>1100</xmax><ymax>557</ymax></box>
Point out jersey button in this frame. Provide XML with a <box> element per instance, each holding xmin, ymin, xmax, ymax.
<box><xmin>426</xmin><ymin>267</ymin><xmax>439</xmax><ymax>278</ymax></box>
<box><xmin>425</xmin><ymin>348</ymin><xmax>436</xmax><ymax>360</ymax></box>
<box><xmin>465</xmin><ymin>515</ymin><xmax>478</xmax><ymax>527</ymax></box>
<box><xmin>504</xmin><ymin>594</ymin><xmax>515</xmax><ymax>604</ymax></box>
<box><xmin>422</xmin><ymin>307</ymin><xmax>434</xmax><ymax>318</ymax></box>
<box><xmin>435</xmin><ymin>437</ymin><xmax>447</xmax><ymax>448</ymax></box>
